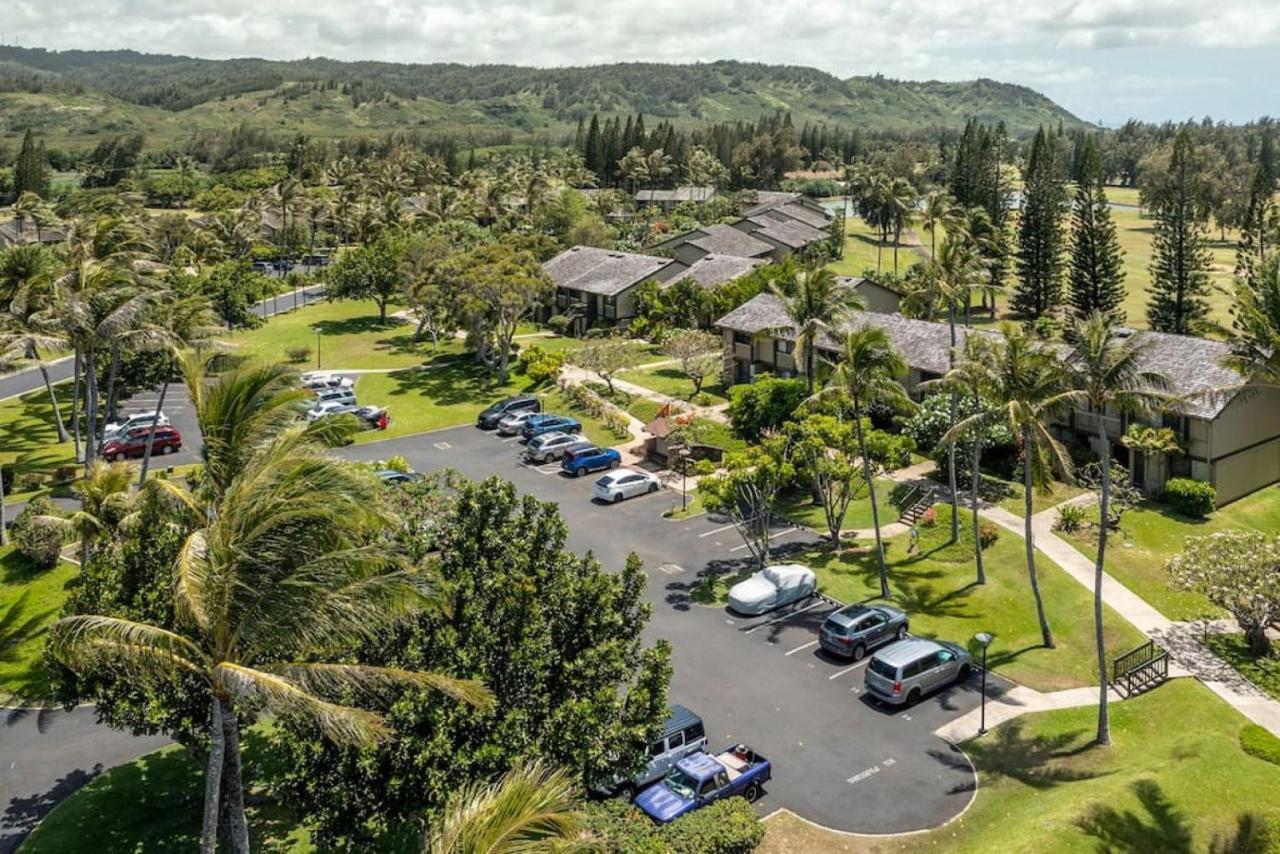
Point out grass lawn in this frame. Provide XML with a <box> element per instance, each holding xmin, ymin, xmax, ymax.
<box><xmin>990</xmin><ymin>476</ymin><xmax>1089</xmax><ymax>518</ymax></box>
<box><xmin>0</xmin><ymin>546</ymin><xmax>77</xmax><ymax>699</ymax></box>
<box><xmin>893</xmin><ymin>679</ymin><xmax>1280</xmax><ymax>853</ymax></box>
<box><xmin>226</xmin><ymin>298</ymin><xmax>457</xmax><ymax>370</ymax></box>
<box><xmin>1205</xmin><ymin>634</ymin><xmax>1280</xmax><ymax>702</ymax></box>
<box><xmin>695</xmin><ymin>505</ymin><xmax>1146</xmax><ymax>691</ymax></box>
<box><xmin>826</xmin><ymin>215</ymin><xmax>929</xmax><ymax>280</ymax></box>
<box><xmin>1057</xmin><ymin>485</ymin><xmax>1280</xmax><ymax>621</ymax></box>
<box><xmin>776</xmin><ymin>480</ymin><xmax>899</xmax><ymax>533</ymax></box>
<box><xmin>617</xmin><ymin>363</ymin><xmax>730</xmax><ymax>404</ymax></box>
<box><xmin>662</xmin><ymin>493</ymin><xmax>705</xmax><ymax>519</ymax></box>
<box><xmin>0</xmin><ymin>384</ymin><xmax>78</xmax><ymax>505</ymax></box>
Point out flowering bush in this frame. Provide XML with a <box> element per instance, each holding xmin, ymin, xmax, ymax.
<box><xmin>978</xmin><ymin>522</ymin><xmax>1000</xmax><ymax>549</ymax></box>
<box><xmin>918</xmin><ymin>506</ymin><xmax>938</xmax><ymax>528</ymax></box>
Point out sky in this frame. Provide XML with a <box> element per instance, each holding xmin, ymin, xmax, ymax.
<box><xmin>5</xmin><ymin>0</ymin><xmax>1280</xmax><ymax>125</ymax></box>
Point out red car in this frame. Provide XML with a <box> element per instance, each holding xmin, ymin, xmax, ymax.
<box><xmin>102</xmin><ymin>426</ymin><xmax>182</xmax><ymax>462</ymax></box>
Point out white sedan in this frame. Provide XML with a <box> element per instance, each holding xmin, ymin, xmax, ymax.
<box><xmin>593</xmin><ymin>469</ymin><xmax>662</xmax><ymax>503</ymax></box>
<box><xmin>727</xmin><ymin>564</ymin><xmax>817</xmax><ymax>616</ymax></box>
<box><xmin>301</xmin><ymin>371</ymin><xmax>354</xmax><ymax>390</ymax></box>
<box><xmin>497</xmin><ymin>410</ymin><xmax>538</xmax><ymax>436</ymax></box>
<box><xmin>306</xmin><ymin>401</ymin><xmax>357</xmax><ymax>422</ymax></box>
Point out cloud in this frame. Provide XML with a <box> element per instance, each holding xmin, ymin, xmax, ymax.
<box><xmin>5</xmin><ymin>0</ymin><xmax>1279</xmax><ymax>122</ymax></box>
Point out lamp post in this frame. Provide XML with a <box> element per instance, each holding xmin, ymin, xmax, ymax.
<box><xmin>974</xmin><ymin>632</ymin><xmax>993</xmax><ymax>735</ymax></box>
<box><xmin>316</xmin><ymin>331</ymin><xmax>321</xmax><ymax>370</ymax></box>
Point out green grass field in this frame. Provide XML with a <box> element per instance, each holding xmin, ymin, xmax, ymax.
<box><xmin>1058</xmin><ymin>485</ymin><xmax>1280</xmax><ymax>621</ymax></box>
<box><xmin>0</xmin><ymin>384</ymin><xmax>78</xmax><ymax>505</ymax></box>
<box><xmin>617</xmin><ymin>363</ymin><xmax>730</xmax><ymax>404</ymax></box>
<box><xmin>900</xmin><ymin>679</ymin><xmax>1280</xmax><ymax>853</ymax></box>
<box><xmin>776</xmin><ymin>480</ymin><xmax>899</xmax><ymax>533</ymax></box>
<box><xmin>0</xmin><ymin>546</ymin><xmax>77</xmax><ymax>699</ymax></box>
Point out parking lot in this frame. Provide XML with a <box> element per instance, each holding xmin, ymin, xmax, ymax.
<box><xmin>341</xmin><ymin>423</ymin><xmax>1002</xmax><ymax>835</ymax></box>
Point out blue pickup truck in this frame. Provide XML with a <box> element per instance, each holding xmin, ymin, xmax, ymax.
<box><xmin>634</xmin><ymin>746</ymin><xmax>770</xmax><ymax>823</ymax></box>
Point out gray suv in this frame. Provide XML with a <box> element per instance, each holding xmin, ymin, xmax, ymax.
<box><xmin>819</xmin><ymin>603</ymin><xmax>908</xmax><ymax>660</ymax></box>
<box><xmin>524</xmin><ymin>432</ymin><xmax>592</xmax><ymax>463</ymax></box>
<box><xmin>864</xmin><ymin>639</ymin><xmax>972</xmax><ymax>706</ymax></box>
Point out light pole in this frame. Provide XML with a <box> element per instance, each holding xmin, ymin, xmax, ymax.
<box><xmin>974</xmin><ymin>631</ymin><xmax>993</xmax><ymax>735</ymax></box>
<box><xmin>316</xmin><ymin>331</ymin><xmax>321</xmax><ymax>370</ymax></box>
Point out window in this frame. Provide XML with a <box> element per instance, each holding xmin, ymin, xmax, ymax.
<box><xmin>936</xmin><ymin>650</ymin><xmax>954</xmax><ymax>666</ymax></box>
<box><xmin>685</xmin><ymin>722</ymin><xmax>705</xmax><ymax>742</ymax></box>
<box><xmin>775</xmin><ymin>339</ymin><xmax>795</xmax><ymax>355</ymax></box>
<box><xmin>733</xmin><ymin>331</ymin><xmax>751</xmax><ymax>346</ymax></box>
<box><xmin>699</xmin><ymin>776</ymin><xmax>720</xmax><ymax>796</ymax></box>
<box><xmin>865</xmin><ymin>614</ymin><xmax>886</xmax><ymax>628</ymax></box>
<box><xmin>603</xmin><ymin>294</ymin><xmax>618</xmax><ymax>319</ymax></box>
<box><xmin>649</xmin><ymin>741</ymin><xmax>666</xmax><ymax>757</ymax></box>
<box><xmin>667</xmin><ymin>730</ymin><xmax>685</xmax><ymax>750</ymax></box>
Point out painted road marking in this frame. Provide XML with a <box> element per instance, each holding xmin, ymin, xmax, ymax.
<box><xmin>784</xmin><ymin>640</ymin><xmax>819</xmax><ymax>656</ymax></box>
<box><xmin>699</xmin><ymin>523</ymin><xmax>736</xmax><ymax>538</ymax></box>
<box><xmin>846</xmin><ymin>757</ymin><xmax>897</xmax><ymax>786</ymax></box>
<box><xmin>729</xmin><ymin>527</ymin><xmax>799</xmax><ymax>551</ymax></box>
<box><xmin>433</xmin><ymin>442</ymin><xmax>452</xmax><ymax>450</ymax></box>
<box><xmin>829</xmin><ymin>661</ymin><xmax>869</xmax><ymax>680</ymax></box>
<box><xmin>657</xmin><ymin>563</ymin><xmax>684</xmax><ymax>575</ymax></box>
<box><xmin>743</xmin><ymin>601</ymin><xmax>826</xmax><ymax>634</ymax></box>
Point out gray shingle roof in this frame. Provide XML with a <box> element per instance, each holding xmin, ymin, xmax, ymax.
<box><xmin>742</xmin><ymin>191</ymin><xmax>804</xmax><ymax>217</ymax></box>
<box><xmin>635</xmin><ymin>186</ymin><xmax>718</xmax><ymax>204</ymax></box>
<box><xmin>773</xmin><ymin>202</ymin><xmax>832</xmax><ymax>230</ymax></box>
<box><xmin>688</xmin><ymin>223</ymin><xmax>775</xmax><ymax>258</ymax></box>
<box><xmin>715</xmin><ymin>293</ymin><xmax>1244</xmax><ymax>419</ymax></box>
<box><xmin>744</xmin><ymin>215</ymin><xmax>829</xmax><ymax>249</ymax></box>
<box><xmin>0</xmin><ymin>220</ymin><xmax>66</xmax><ymax>246</ymax></box>
<box><xmin>543</xmin><ymin>246</ymin><xmax>674</xmax><ymax>297</ymax></box>
<box><xmin>667</xmin><ymin>254</ymin><xmax>767</xmax><ymax>289</ymax></box>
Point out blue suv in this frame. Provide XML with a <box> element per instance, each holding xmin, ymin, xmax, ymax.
<box><xmin>520</xmin><ymin>414</ymin><xmax>582</xmax><ymax>441</ymax></box>
<box><xmin>561</xmin><ymin>445</ymin><xmax>621</xmax><ymax>477</ymax></box>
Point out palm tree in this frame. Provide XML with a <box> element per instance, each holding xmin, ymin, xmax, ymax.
<box><xmin>13</xmin><ymin>192</ymin><xmax>59</xmax><ymax>244</ymax></box>
<box><xmin>425</xmin><ymin>762</ymin><xmax>589</xmax><ymax>853</ymax></box>
<box><xmin>818</xmin><ymin>326</ymin><xmax>913</xmax><ymax>598</ymax></box>
<box><xmin>1062</xmin><ymin>312</ymin><xmax>1170</xmax><ymax>746</ymax></box>
<box><xmin>0</xmin><ymin>245</ymin><xmax>69</xmax><ymax>441</ymax></box>
<box><xmin>888</xmin><ymin>178</ymin><xmax>918</xmax><ymax>277</ymax></box>
<box><xmin>51</xmin><ymin>368</ymin><xmax>492</xmax><ymax>854</ymax></box>
<box><xmin>953</xmin><ymin>323</ymin><xmax>1073</xmax><ymax>648</ymax></box>
<box><xmin>43</xmin><ymin>460</ymin><xmax>133</xmax><ymax>566</ymax></box>
<box><xmin>768</xmin><ymin>267</ymin><xmax>865</xmax><ymax>396</ymax></box>
<box><xmin>920</xmin><ymin>190</ymin><xmax>955</xmax><ymax>260</ymax></box>
<box><xmin>924</xmin><ymin>335</ymin><xmax>997</xmax><ymax>585</ymax></box>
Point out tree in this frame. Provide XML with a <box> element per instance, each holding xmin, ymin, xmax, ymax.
<box><xmin>698</xmin><ymin>436</ymin><xmax>796</xmax><ymax>569</ymax></box>
<box><xmin>788</xmin><ymin>413</ymin><xmax>867</xmax><ymax>546</ymax></box>
<box><xmin>662</xmin><ymin>329</ymin><xmax>722</xmax><ymax>397</ymax></box>
<box><xmin>50</xmin><ymin>425</ymin><xmax>490</xmax><ymax>854</ymax></box>
<box><xmin>888</xmin><ymin>177</ymin><xmax>918</xmax><ymax>277</ymax></box>
<box><xmin>46</xmin><ymin>460</ymin><xmax>133</xmax><ymax>568</ymax></box>
<box><xmin>426</xmin><ymin>762</ymin><xmax>588</xmax><ymax>853</ymax></box>
<box><xmin>1168</xmin><ymin>530</ymin><xmax>1280</xmax><ymax>657</ymax></box>
<box><xmin>767</xmin><ymin>267</ymin><xmax>864</xmax><ymax>396</ymax></box>
<box><xmin>1225</xmin><ymin>257</ymin><xmax>1280</xmax><ymax>389</ymax></box>
<box><xmin>953</xmin><ymin>323</ymin><xmax>1072</xmax><ymax>648</ymax></box>
<box><xmin>0</xmin><ymin>244</ymin><xmax>69</xmax><ymax>441</ymax></box>
<box><xmin>1061</xmin><ymin>311</ymin><xmax>1170</xmax><ymax>746</ymax></box>
<box><xmin>1235</xmin><ymin>161</ymin><xmax>1277</xmax><ymax>292</ymax></box>
<box><xmin>13</xmin><ymin>130</ymin><xmax>49</xmax><ymax>198</ymax></box>
<box><xmin>1068</xmin><ymin>139</ymin><xmax>1127</xmax><ymax>325</ymax></box>
<box><xmin>573</xmin><ymin>338</ymin><xmax>632</xmax><ymax>395</ymax></box>
<box><xmin>270</xmin><ymin>478</ymin><xmax>670</xmax><ymax>846</ymax></box>
<box><xmin>920</xmin><ymin>190</ymin><xmax>955</xmax><ymax>260</ymax></box>
<box><xmin>326</xmin><ymin>234</ymin><xmax>403</xmax><ymax>323</ymax></box>
<box><xmin>1147</xmin><ymin>131</ymin><xmax>1213</xmax><ymax>334</ymax></box>
<box><xmin>400</xmin><ymin>235</ymin><xmax>459</xmax><ymax>349</ymax></box>
<box><xmin>1013</xmin><ymin>128</ymin><xmax>1067</xmax><ymax>319</ymax></box>
<box><xmin>815</xmin><ymin>327</ymin><xmax>913</xmax><ymax>597</ymax></box>
<box><xmin>726</xmin><ymin>375</ymin><xmax>807</xmax><ymax>442</ymax></box>
<box><xmin>458</xmin><ymin>244</ymin><xmax>554</xmax><ymax>384</ymax></box>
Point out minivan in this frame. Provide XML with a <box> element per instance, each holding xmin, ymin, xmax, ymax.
<box><xmin>863</xmin><ymin>639</ymin><xmax>973</xmax><ymax>706</ymax></box>
<box><xmin>477</xmin><ymin>395</ymin><xmax>541</xmax><ymax>430</ymax></box>
<box><xmin>606</xmin><ymin>705</ymin><xmax>706</xmax><ymax>798</ymax></box>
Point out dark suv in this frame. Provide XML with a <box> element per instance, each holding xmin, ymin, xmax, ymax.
<box><xmin>476</xmin><ymin>395</ymin><xmax>541</xmax><ymax>429</ymax></box>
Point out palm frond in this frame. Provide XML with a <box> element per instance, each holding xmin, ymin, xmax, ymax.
<box><xmin>49</xmin><ymin>615</ymin><xmax>208</xmax><ymax>680</ymax></box>
<box><xmin>272</xmin><ymin>663</ymin><xmax>493</xmax><ymax>710</ymax></box>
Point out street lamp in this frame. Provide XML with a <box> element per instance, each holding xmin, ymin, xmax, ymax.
<box><xmin>973</xmin><ymin>632</ymin><xmax>994</xmax><ymax>735</ymax></box>
<box><xmin>316</xmin><ymin>331</ymin><xmax>321</xmax><ymax>370</ymax></box>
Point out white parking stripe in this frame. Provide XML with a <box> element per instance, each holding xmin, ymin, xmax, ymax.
<box><xmin>829</xmin><ymin>661</ymin><xmax>869</xmax><ymax>680</ymax></box>
<box><xmin>784</xmin><ymin>640</ymin><xmax>819</xmax><ymax>656</ymax></box>
<box><xmin>729</xmin><ymin>527</ymin><xmax>800</xmax><ymax>551</ymax></box>
<box><xmin>699</xmin><ymin>523</ymin><xmax>736</xmax><ymax>538</ymax></box>
<box><xmin>743</xmin><ymin>600</ymin><xmax>825</xmax><ymax>634</ymax></box>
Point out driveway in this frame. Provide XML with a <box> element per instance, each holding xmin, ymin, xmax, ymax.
<box><xmin>340</xmin><ymin>424</ymin><xmax>995</xmax><ymax>834</ymax></box>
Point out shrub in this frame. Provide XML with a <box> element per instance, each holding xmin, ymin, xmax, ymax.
<box><xmin>13</xmin><ymin>471</ymin><xmax>44</xmax><ymax>492</ymax></box>
<box><xmin>1241</xmin><ymin>724</ymin><xmax>1280</xmax><ymax>767</ymax></box>
<box><xmin>692</xmin><ymin>392</ymin><xmax>715</xmax><ymax>407</ymax></box>
<box><xmin>383</xmin><ymin>455</ymin><xmax>411</xmax><ymax>474</ymax></box>
<box><xmin>1162</xmin><ymin>477</ymin><xmax>1216</xmax><ymax>518</ymax></box>
<box><xmin>726</xmin><ymin>376</ymin><xmax>806</xmax><ymax>441</ymax></box>
<box><xmin>584</xmin><ymin>797</ymin><xmax>764</xmax><ymax>853</ymax></box>
<box><xmin>1054</xmin><ymin>503</ymin><xmax>1088</xmax><ymax>534</ymax></box>
<box><xmin>13</xmin><ymin>497</ymin><xmax>65</xmax><ymax>570</ymax></box>
<box><xmin>918</xmin><ymin>506</ymin><xmax>938</xmax><ymax>528</ymax></box>
<box><xmin>604</xmin><ymin>410</ymin><xmax>631</xmax><ymax>439</ymax></box>
<box><xmin>693</xmin><ymin>459</ymin><xmax>717</xmax><ymax>477</ymax></box>
<box><xmin>518</xmin><ymin>346</ymin><xmax>566</xmax><ymax>385</ymax></box>
<box><xmin>284</xmin><ymin>345</ymin><xmax>312</xmax><ymax>363</ymax></box>
<box><xmin>978</xmin><ymin>522</ymin><xmax>999</xmax><ymax>549</ymax></box>
<box><xmin>546</xmin><ymin>315</ymin><xmax>573</xmax><ymax>335</ymax></box>
<box><xmin>863</xmin><ymin>428</ymin><xmax>916</xmax><ymax>471</ymax></box>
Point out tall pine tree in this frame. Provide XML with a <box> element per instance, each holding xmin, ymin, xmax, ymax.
<box><xmin>1068</xmin><ymin>137</ymin><xmax>1126</xmax><ymax>324</ymax></box>
<box><xmin>1235</xmin><ymin>157</ymin><xmax>1276</xmax><ymax>294</ymax></box>
<box><xmin>13</xmin><ymin>130</ymin><xmax>49</xmax><ymax>198</ymax></box>
<box><xmin>1013</xmin><ymin>127</ymin><xmax>1067</xmax><ymax>319</ymax></box>
<box><xmin>1147</xmin><ymin>131</ymin><xmax>1212</xmax><ymax>335</ymax></box>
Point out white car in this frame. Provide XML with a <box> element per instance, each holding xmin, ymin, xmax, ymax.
<box><xmin>306</xmin><ymin>401</ymin><xmax>357</xmax><ymax>422</ymax></box>
<box><xmin>727</xmin><ymin>564</ymin><xmax>817</xmax><ymax>616</ymax></box>
<box><xmin>593</xmin><ymin>469</ymin><xmax>662</xmax><ymax>503</ymax></box>
<box><xmin>301</xmin><ymin>371</ymin><xmax>354</xmax><ymax>391</ymax></box>
<box><xmin>102</xmin><ymin>411</ymin><xmax>169</xmax><ymax>442</ymax></box>
<box><xmin>314</xmin><ymin>387</ymin><xmax>357</xmax><ymax>407</ymax></box>
<box><xmin>497</xmin><ymin>410</ymin><xmax>538</xmax><ymax>436</ymax></box>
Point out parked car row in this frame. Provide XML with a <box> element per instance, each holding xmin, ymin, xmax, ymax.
<box><xmin>299</xmin><ymin>375</ymin><xmax>390</xmax><ymax>430</ymax></box>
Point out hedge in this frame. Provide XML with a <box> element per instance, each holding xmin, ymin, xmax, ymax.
<box><xmin>585</xmin><ymin>796</ymin><xmax>764</xmax><ymax>853</ymax></box>
<box><xmin>1162</xmin><ymin>477</ymin><xmax>1216</xmax><ymax>518</ymax></box>
<box><xmin>12</xmin><ymin>496</ymin><xmax>66</xmax><ymax>570</ymax></box>
<box><xmin>1241</xmin><ymin>724</ymin><xmax>1280</xmax><ymax>767</ymax></box>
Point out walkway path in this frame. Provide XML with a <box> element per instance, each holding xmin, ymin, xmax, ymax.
<box><xmin>559</xmin><ymin>365</ymin><xmax>730</xmax><ymax>423</ymax></box>
<box><xmin>934</xmin><ymin>684</ymin><xmax>1123</xmax><ymax>744</ymax></box>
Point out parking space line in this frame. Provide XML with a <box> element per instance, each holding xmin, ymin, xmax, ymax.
<box><xmin>829</xmin><ymin>661</ymin><xmax>868</xmax><ymax>680</ymax></box>
<box><xmin>698</xmin><ymin>523</ymin><xmax>736</xmax><ymax>538</ymax></box>
<box><xmin>728</xmin><ymin>527</ymin><xmax>799</xmax><ymax>551</ymax></box>
<box><xmin>784</xmin><ymin>640</ymin><xmax>819</xmax><ymax>656</ymax></box>
<box><xmin>743</xmin><ymin>600</ymin><xmax>826</xmax><ymax>634</ymax></box>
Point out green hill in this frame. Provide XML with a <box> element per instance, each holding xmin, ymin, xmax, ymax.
<box><xmin>0</xmin><ymin>46</ymin><xmax>1088</xmax><ymax>151</ymax></box>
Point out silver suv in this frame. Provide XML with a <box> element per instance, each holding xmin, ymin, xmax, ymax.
<box><xmin>864</xmin><ymin>639</ymin><xmax>972</xmax><ymax>706</ymax></box>
<box><xmin>524</xmin><ymin>432</ymin><xmax>591</xmax><ymax>463</ymax></box>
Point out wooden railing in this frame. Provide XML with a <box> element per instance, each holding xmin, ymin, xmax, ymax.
<box><xmin>1111</xmin><ymin>640</ymin><xmax>1170</xmax><ymax>696</ymax></box>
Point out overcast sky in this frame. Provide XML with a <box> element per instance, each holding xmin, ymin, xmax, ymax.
<box><xmin>7</xmin><ymin>0</ymin><xmax>1280</xmax><ymax>125</ymax></box>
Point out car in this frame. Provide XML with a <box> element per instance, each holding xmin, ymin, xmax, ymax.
<box><xmin>525</xmin><ymin>432</ymin><xmax>592</xmax><ymax>463</ymax></box>
<box><xmin>353</xmin><ymin>405</ymin><xmax>391</xmax><ymax>430</ymax></box>
<box><xmin>301</xmin><ymin>372</ymin><xmax>354</xmax><ymax>391</ymax></box>
<box><xmin>314</xmin><ymin>387</ymin><xmax>356</xmax><ymax>407</ymax></box>
<box><xmin>101</xmin><ymin>411</ymin><xmax>169</xmax><ymax>442</ymax></box>
<box><xmin>102</xmin><ymin>426</ymin><xmax>182</xmax><ymax>462</ymax></box>
<box><xmin>597</xmin><ymin>705</ymin><xmax>707</xmax><ymax>799</ymax></box>
<box><xmin>520</xmin><ymin>414</ymin><xmax>582</xmax><ymax>441</ymax></box>
<box><xmin>818</xmin><ymin>603</ymin><xmax>909</xmax><ymax>660</ymax></box>
<box><xmin>561</xmin><ymin>445</ymin><xmax>621</xmax><ymax>476</ymax></box>
<box><xmin>306</xmin><ymin>401</ymin><xmax>357</xmax><ymax>422</ymax></box>
<box><xmin>633</xmin><ymin>746</ymin><xmax>771</xmax><ymax>823</ymax></box>
<box><xmin>477</xmin><ymin>395</ymin><xmax>541</xmax><ymax>430</ymax></box>
<box><xmin>376</xmin><ymin>470</ymin><xmax>422</xmax><ymax>485</ymax></box>
<box><xmin>864</xmin><ymin>638</ymin><xmax>973</xmax><ymax>706</ymax></box>
<box><xmin>726</xmin><ymin>564</ymin><xmax>817</xmax><ymax>616</ymax></box>
<box><xmin>496</xmin><ymin>409</ymin><xmax>540</xmax><ymax>436</ymax></box>
<box><xmin>593</xmin><ymin>469</ymin><xmax>661</xmax><ymax>502</ymax></box>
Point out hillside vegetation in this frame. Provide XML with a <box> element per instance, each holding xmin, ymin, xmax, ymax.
<box><xmin>0</xmin><ymin>47</ymin><xmax>1087</xmax><ymax>150</ymax></box>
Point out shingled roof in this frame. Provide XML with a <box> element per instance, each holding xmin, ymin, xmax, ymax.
<box><xmin>715</xmin><ymin>293</ymin><xmax>1243</xmax><ymax>419</ymax></box>
<box><xmin>667</xmin><ymin>254</ymin><xmax>768</xmax><ymax>289</ymax></box>
<box><xmin>0</xmin><ymin>220</ymin><xmax>66</xmax><ymax>246</ymax></box>
<box><xmin>635</xmin><ymin>186</ymin><xmax>718</xmax><ymax>204</ymax></box>
<box><xmin>742</xmin><ymin>191</ymin><xmax>805</xmax><ymax>217</ymax></box>
<box><xmin>543</xmin><ymin>246</ymin><xmax>675</xmax><ymax>297</ymax></box>
<box><xmin>688</xmin><ymin>223</ymin><xmax>775</xmax><ymax>258</ymax></box>
<box><xmin>744</xmin><ymin>215</ymin><xmax>830</xmax><ymax>249</ymax></box>
<box><xmin>772</xmin><ymin>202</ymin><xmax>832</xmax><ymax>230</ymax></box>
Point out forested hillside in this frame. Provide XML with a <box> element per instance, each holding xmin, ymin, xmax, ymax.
<box><xmin>0</xmin><ymin>46</ymin><xmax>1086</xmax><ymax>151</ymax></box>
